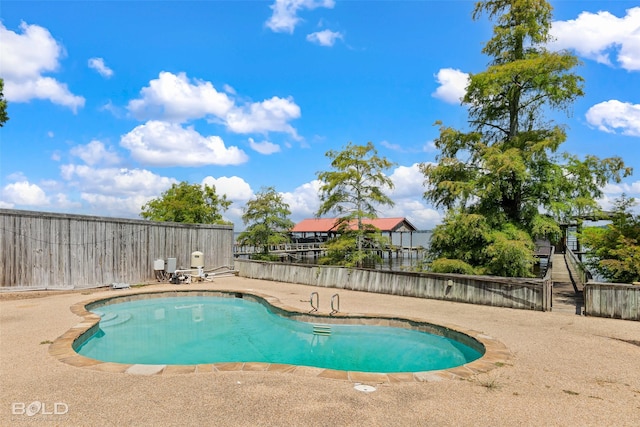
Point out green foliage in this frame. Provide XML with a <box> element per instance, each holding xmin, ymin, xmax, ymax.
<box><xmin>249</xmin><ymin>253</ymin><xmax>282</xmax><ymax>262</ymax></box>
<box><xmin>422</xmin><ymin>211</ymin><xmax>535</xmax><ymax>277</ymax></box>
<box><xmin>581</xmin><ymin>196</ymin><xmax>640</xmax><ymax>283</ymax></box>
<box><xmin>427</xmin><ymin>211</ymin><xmax>493</xmax><ymax>267</ymax></box>
<box><xmin>316</xmin><ymin>142</ymin><xmax>396</xmax><ymax>267</ymax></box>
<box><xmin>0</xmin><ymin>79</ymin><xmax>8</xmax><ymax>127</ymax></box>
<box><xmin>485</xmin><ymin>224</ymin><xmax>535</xmax><ymax>277</ymax></box>
<box><xmin>429</xmin><ymin>259</ymin><xmax>476</xmax><ymax>275</ymax></box>
<box><xmin>419</xmin><ymin>0</ymin><xmax>631</xmax><ymax>277</ymax></box>
<box><xmin>237</xmin><ymin>186</ymin><xmax>294</xmax><ymax>255</ymax></box>
<box><xmin>140</xmin><ymin>181</ymin><xmax>231</xmax><ymax>224</ymax></box>
<box><xmin>319</xmin><ymin>220</ymin><xmax>390</xmax><ymax>267</ymax></box>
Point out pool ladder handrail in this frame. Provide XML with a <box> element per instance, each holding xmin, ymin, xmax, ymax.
<box><xmin>330</xmin><ymin>293</ymin><xmax>340</xmax><ymax>315</ymax></box>
<box><xmin>308</xmin><ymin>292</ymin><xmax>319</xmax><ymax>313</ymax></box>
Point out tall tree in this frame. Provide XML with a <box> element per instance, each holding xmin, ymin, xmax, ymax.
<box><xmin>141</xmin><ymin>181</ymin><xmax>231</xmax><ymax>224</ymax></box>
<box><xmin>316</xmin><ymin>141</ymin><xmax>396</xmax><ymax>267</ymax></box>
<box><xmin>237</xmin><ymin>186</ymin><xmax>294</xmax><ymax>260</ymax></box>
<box><xmin>420</xmin><ymin>0</ymin><xmax>631</xmax><ymax>277</ymax></box>
<box><xmin>0</xmin><ymin>79</ymin><xmax>8</xmax><ymax>127</ymax></box>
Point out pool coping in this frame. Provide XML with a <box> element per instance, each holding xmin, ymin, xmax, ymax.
<box><xmin>50</xmin><ymin>289</ymin><xmax>513</xmax><ymax>383</ymax></box>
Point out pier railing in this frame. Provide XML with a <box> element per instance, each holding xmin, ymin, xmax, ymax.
<box><xmin>234</xmin><ymin>242</ymin><xmax>325</xmax><ymax>256</ymax></box>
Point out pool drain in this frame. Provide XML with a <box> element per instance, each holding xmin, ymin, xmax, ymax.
<box><xmin>354</xmin><ymin>384</ymin><xmax>376</xmax><ymax>393</ymax></box>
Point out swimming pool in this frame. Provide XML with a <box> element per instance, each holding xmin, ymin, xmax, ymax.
<box><xmin>74</xmin><ymin>291</ymin><xmax>483</xmax><ymax>373</ymax></box>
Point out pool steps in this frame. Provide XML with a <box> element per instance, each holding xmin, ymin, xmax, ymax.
<box><xmin>312</xmin><ymin>324</ymin><xmax>332</xmax><ymax>336</ymax></box>
<box><xmin>93</xmin><ymin>310</ymin><xmax>132</xmax><ymax>327</ymax></box>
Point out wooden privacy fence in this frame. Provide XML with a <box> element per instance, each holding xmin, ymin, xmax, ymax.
<box><xmin>564</xmin><ymin>246</ymin><xmax>639</xmax><ymax>321</ymax></box>
<box><xmin>584</xmin><ymin>282</ymin><xmax>640</xmax><ymax>321</ymax></box>
<box><xmin>0</xmin><ymin>209</ymin><xmax>234</xmax><ymax>289</ymax></box>
<box><xmin>236</xmin><ymin>259</ymin><xmax>552</xmax><ymax>311</ymax></box>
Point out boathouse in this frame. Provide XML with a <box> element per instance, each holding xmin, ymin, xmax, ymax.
<box><xmin>291</xmin><ymin>217</ymin><xmax>418</xmax><ymax>249</ymax></box>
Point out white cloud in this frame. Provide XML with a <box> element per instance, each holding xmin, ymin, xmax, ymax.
<box><xmin>550</xmin><ymin>7</ymin><xmax>640</xmax><ymax>71</ymax></box>
<box><xmin>248</xmin><ymin>137</ymin><xmax>281</xmax><ymax>155</ymax></box>
<box><xmin>306</xmin><ymin>29</ymin><xmax>343</xmax><ymax>46</ymax></box>
<box><xmin>432</xmin><ymin>68</ymin><xmax>469</xmax><ymax>104</ymax></box>
<box><xmin>379</xmin><ymin>200</ymin><xmax>442</xmax><ymax>231</ymax></box>
<box><xmin>88</xmin><ymin>57</ymin><xmax>114</xmax><ymax>78</ymax></box>
<box><xmin>585</xmin><ymin>100</ymin><xmax>640</xmax><ymax>136</ymax></box>
<box><xmin>120</xmin><ymin>120</ymin><xmax>248</xmax><ymax>167</ymax></box>
<box><xmin>55</xmin><ymin>165</ymin><xmax>179</xmax><ymax>217</ymax></box>
<box><xmin>80</xmin><ymin>193</ymin><xmax>158</xmax><ymax>218</ymax></box>
<box><xmin>388</xmin><ymin>164</ymin><xmax>426</xmax><ymax>199</ymax></box>
<box><xmin>226</xmin><ymin>96</ymin><xmax>301</xmax><ymax>136</ymax></box>
<box><xmin>1</xmin><ymin>181</ymin><xmax>50</xmax><ymax>206</ymax></box>
<box><xmin>128</xmin><ymin>72</ymin><xmax>301</xmax><ymax>138</ymax></box>
<box><xmin>202</xmin><ymin>175</ymin><xmax>255</xmax><ymax>226</ymax></box>
<box><xmin>266</xmin><ymin>0</ymin><xmax>335</xmax><ymax>34</ymax></box>
<box><xmin>281</xmin><ymin>180</ymin><xmax>322</xmax><ymax>221</ymax></box>
<box><xmin>603</xmin><ymin>180</ymin><xmax>640</xmax><ymax>196</ymax></box>
<box><xmin>0</xmin><ymin>22</ymin><xmax>85</xmax><ymax>112</ymax></box>
<box><xmin>380</xmin><ymin>140</ymin><xmax>403</xmax><ymax>152</ymax></box>
<box><xmin>70</xmin><ymin>140</ymin><xmax>121</xmax><ymax>166</ymax></box>
<box><xmin>127</xmin><ymin>72</ymin><xmax>234</xmax><ymax>123</ymax></box>
<box><xmin>381</xmin><ymin>163</ymin><xmax>442</xmax><ymax>230</ymax></box>
<box><xmin>60</xmin><ymin>164</ymin><xmax>177</xmax><ymax>197</ymax></box>
<box><xmin>53</xmin><ymin>193</ymin><xmax>82</xmax><ymax>209</ymax></box>
<box><xmin>202</xmin><ymin>176</ymin><xmax>254</xmax><ymax>202</ymax></box>
<box><xmin>422</xmin><ymin>140</ymin><xmax>437</xmax><ymax>152</ymax></box>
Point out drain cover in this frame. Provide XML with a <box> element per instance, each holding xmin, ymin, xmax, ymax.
<box><xmin>354</xmin><ymin>384</ymin><xmax>376</xmax><ymax>393</ymax></box>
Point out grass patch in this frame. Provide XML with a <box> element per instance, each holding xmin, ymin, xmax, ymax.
<box><xmin>40</xmin><ymin>340</ymin><xmax>53</xmax><ymax>345</ymax></box>
<box><xmin>562</xmin><ymin>389</ymin><xmax>579</xmax><ymax>396</ymax></box>
<box><xmin>475</xmin><ymin>374</ymin><xmax>502</xmax><ymax>390</ymax></box>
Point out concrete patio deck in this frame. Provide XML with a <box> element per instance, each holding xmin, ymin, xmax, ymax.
<box><xmin>1</xmin><ymin>276</ymin><xmax>639</xmax><ymax>426</ymax></box>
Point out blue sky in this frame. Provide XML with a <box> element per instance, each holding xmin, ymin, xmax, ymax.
<box><xmin>1</xmin><ymin>0</ymin><xmax>639</xmax><ymax>231</ymax></box>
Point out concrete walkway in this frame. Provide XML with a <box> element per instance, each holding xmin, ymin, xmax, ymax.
<box><xmin>1</xmin><ymin>278</ymin><xmax>639</xmax><ymax>426</ymax></box>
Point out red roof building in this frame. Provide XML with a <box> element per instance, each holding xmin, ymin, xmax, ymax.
<box><xmin>290</xmin><ymin>217</ymin><xmax>419</xmax><ymax>248</ymax></box>
<box><xmin>291</xmin><ymin>217</ymin><xmax>417</xmax><ymax>234</ymax></box>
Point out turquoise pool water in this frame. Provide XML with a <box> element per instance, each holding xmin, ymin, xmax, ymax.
<box><xmin>76</xmin><ymin>295</ymin><xmax>482</xmax><ymax>373</ymax></box>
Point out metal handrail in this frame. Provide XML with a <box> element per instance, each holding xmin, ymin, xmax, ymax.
<box><xmin>330</xmin><ymin>293</ymin><xmax>340</xmax><ymax>315</ymax></box>
<box><xmin>309</xmin><ymin>292</ymin><xmax>319</xmax><ymax>313</ymax></box>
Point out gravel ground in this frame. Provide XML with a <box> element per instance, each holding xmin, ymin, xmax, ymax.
<box><xmin>1</xmin><ymin>276</ymin><xmax>639</xmax><ymax>426</ymax></box>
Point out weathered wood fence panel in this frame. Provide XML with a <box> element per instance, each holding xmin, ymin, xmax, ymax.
<box><xmin>236</xmin><ymin>259</ymin><xmax>551</xmax><ymax>311</ymax></box>
<box><xmin>0</xmin><ymin>209</ymin><xmax>234</xmax><ymax>289</ymax></box>
<box><xmin>564</xmin><ymin>247</ymin><xmax>638</xmax><ymax>321</ymax></box>
<box><xmin>584</xmin><ymin>283</ymin><xmax>640</xmax><ymax>321</ymax></box>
